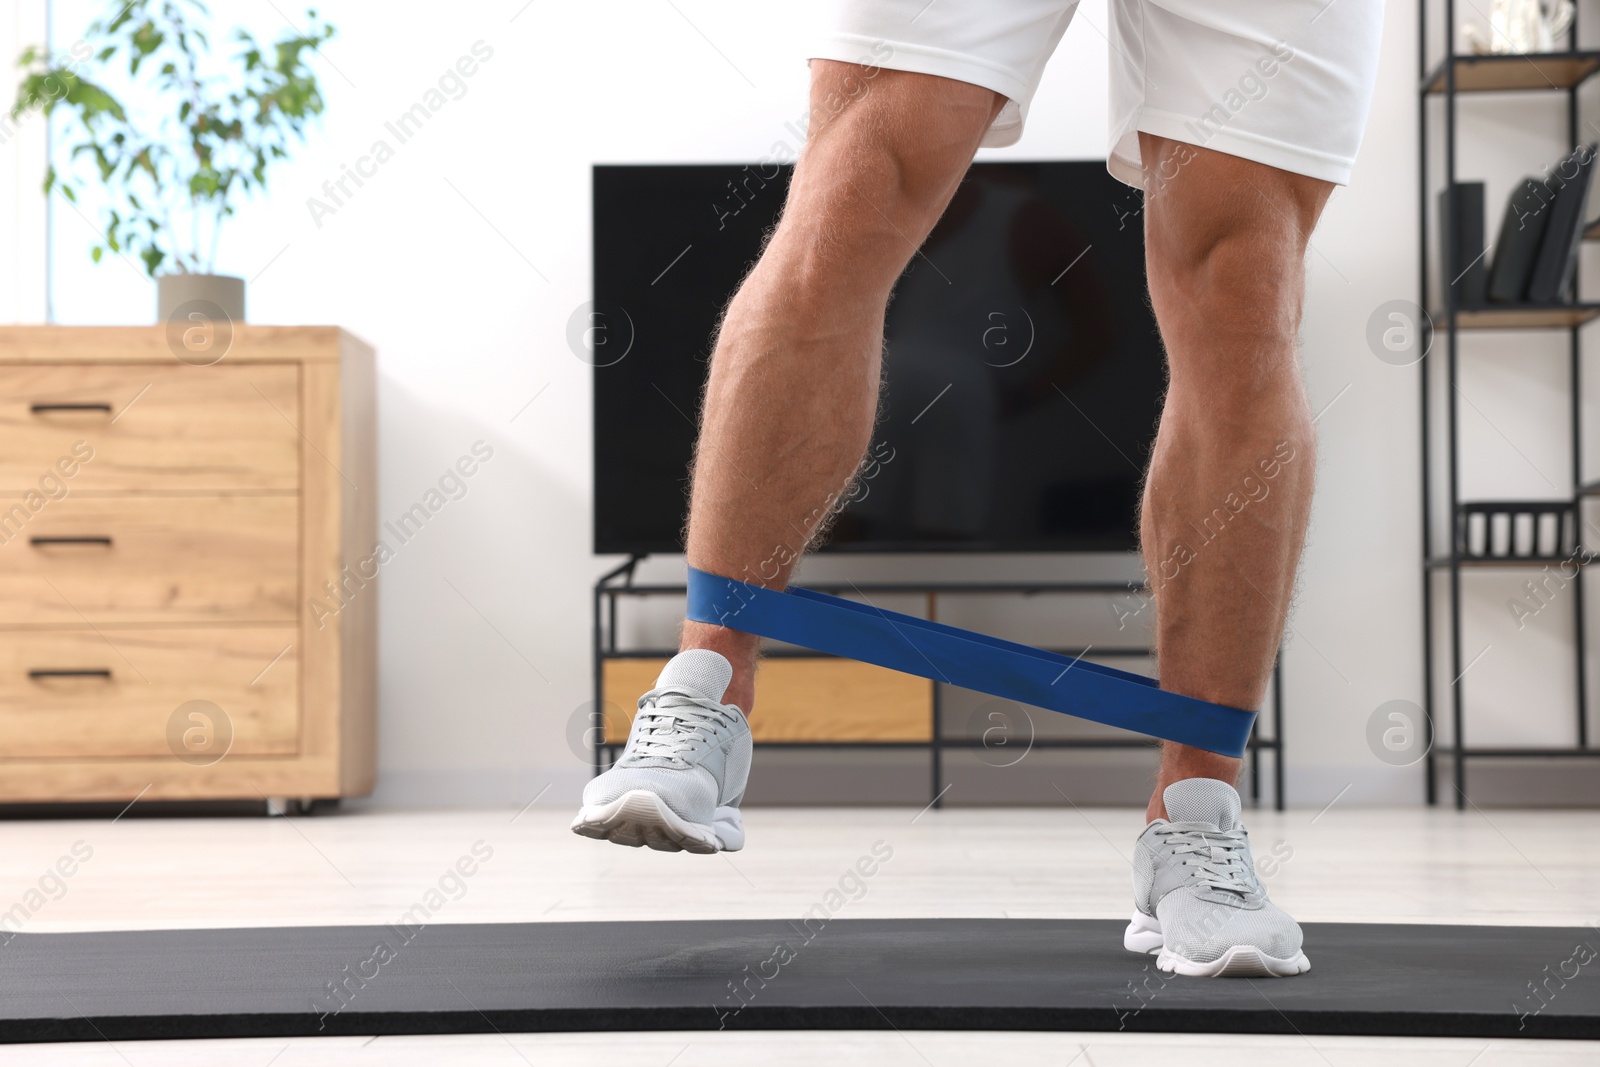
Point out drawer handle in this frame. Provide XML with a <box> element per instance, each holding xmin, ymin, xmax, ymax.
<box><xmin>28</xmin><ymin>402</ymin><xmax>113</xmax><ymax>414</ymax></box>
<box><xmin>29</xmin><ymin>536</ymin><xmax>113</xmax><ymax>547</ymax></box>
<box><xmin>28</xmin><ymin>669</ymin><xmax>112</xmax><ymax>681</ymax></box>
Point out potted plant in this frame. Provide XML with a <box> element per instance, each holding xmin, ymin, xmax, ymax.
<box><xmin>10</xmin><ymin>0</ymin><xmax>334</xmax><ymax>324</ymax></box>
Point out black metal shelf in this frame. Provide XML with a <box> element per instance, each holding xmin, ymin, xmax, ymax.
<box><xmin>602</xmin><ymin>738</ymin><xmax>1171</xmax><ymax>752</ymax></box>
<box><xmin>1419</xmin><ymin>11</ymin><xmax>1596</xmax><ymax>808</ymax></box>
<box><xmin>593</xmin><ymin>555</ymin><xmax>1285</xmax><ymax>810</ymax></box>
<box><xmin>1429</xmin><ymin>304</ymin><xmax>1600</xmax><ymax>329</ymax></box>
<box><xmin>1431</xmin><ymin>746</ymin><xmax>1600</xmax><ymax>758</ymax></box>
<box><xmin>604</xmin><ymin>578</ymin><xmax>1149</xmax><ymax>596</ymax></box>
<box><xmin>1427</xmin><ymin>555</ymin><xmax>1581</xmax><ymax>568</ymax></box>
<box><xmin>1422</xmin><ymin>50</ymin><xmax>1600</xmax><ymax>94</ymax></box>
<box><xmin>604</xmin><ymin>645</ymin><xmax>1159</xmax><ymax>660</ymax></box>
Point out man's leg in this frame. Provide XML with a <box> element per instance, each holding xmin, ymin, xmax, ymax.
<box><xmin>574</xmin><ymin>61</ymin><xmax>1004</xmax><ymax>854</ymax></box>
<box><xmin>1137</xmin><ymin>133</ymin><xmax>1332</xmax><ymax>821</ymax></box>
<box><xmin>681</xmin><ymin>61</ymin><xmax>1004</xmax><ymax>715</ymax></box>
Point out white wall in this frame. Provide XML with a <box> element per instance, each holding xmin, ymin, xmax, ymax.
<box><xmin>14</xmin><ymin>1</ymin><xmax>1563</xmax><ymax>808</ymax></box>
<box><xmin>1286</xmin><ymin>0</ymin><xmax>1426</xmax><ymax>807</ymax></box>
<box><xmin>0</xmin><ymin>1</ymin><xmax>48</xmax><ymax>322</ymax></box>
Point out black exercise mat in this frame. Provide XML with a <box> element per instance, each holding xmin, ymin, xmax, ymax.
<box><xmin>0</xmin><ymin>919</ymin><xmax>1594</xmax><ymax>1042</ymax></box>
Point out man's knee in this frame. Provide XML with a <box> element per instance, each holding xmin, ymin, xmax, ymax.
<box><xmin>779</xmin><ymin>63</ymin><xmax>1002</xmax><ymax>267</ymax></box>
<box><xmin>1154</xmin><ymin>221</ymin><xmax>1308</xmax><ymax>349</ymax></box>
<box><xmin>804</xmin><ymin>60</ymin><xmax>1002</xmax><ymax>178</ymax></box>
<box><xmin>1142</xmin><ymin>137</ymin><xmax>1331</xmax><ymax>349</ymax></box>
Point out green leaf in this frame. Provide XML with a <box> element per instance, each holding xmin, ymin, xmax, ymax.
<box><xmin>18</xmin><ymin>0</ymin><xmax>335</xmax><ymax>273</ymax></box>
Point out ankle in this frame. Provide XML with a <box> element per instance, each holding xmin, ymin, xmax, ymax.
<box><xmin>1146</xmin><ymin>753</ymin><xmax>1242</xmax><ymax>821</ymax></box>
<box><xmin>679</xmin><ymin>621</ymin><xmax>758</xmax><ymax>715</ymax></box>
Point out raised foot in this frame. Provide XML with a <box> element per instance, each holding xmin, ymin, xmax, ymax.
<box><xmin>570</xmin><ymin>789</ymin><xmax>742</xmax><ymax>854</ymax></box>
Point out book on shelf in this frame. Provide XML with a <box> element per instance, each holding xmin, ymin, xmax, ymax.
<box><xmin>1439</xmin><ymin>181</ymin><xmax>1488</xmax><ymax>308</ymax></box>
<box><xmin>1526</xmin><ymin>143</ymin><xmax>1597</xmax><ymax>304</ymax></box>
<box><xmin>1487</xmin><ymin>177</ymin><xmax>1555</xmax><ymax>303</ymax></box>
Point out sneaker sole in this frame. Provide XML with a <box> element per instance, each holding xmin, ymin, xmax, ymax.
<box><xmin>1156</xmin><ymin>944</ymin><xmax>1311</xmax><ymax>978</ymax></box>
<box><xmin>1123</xmin><ymin>910</ymin><xmax>1310</xmax><ymax>978</ymax></box>
<box><xmin>570</xmin><ymin>789</ymin><xmax>741</xmax><ymax>854</ymax></box>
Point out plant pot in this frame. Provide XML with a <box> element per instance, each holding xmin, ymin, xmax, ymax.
<box><xmin>156</xmin><ymin>273</ymin><xmax>246</xmax><ymax>325</ymax></box>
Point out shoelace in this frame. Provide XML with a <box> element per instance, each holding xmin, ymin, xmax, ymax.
<box><xmin>626</xmin><ymin>688</ymin><xmax>736</xmax><ymax>764</ymax></box>
<box><xmin>1154</xmin><ymin>822</ymin><xmax>1256</xmax><ymax>897</ymax></box>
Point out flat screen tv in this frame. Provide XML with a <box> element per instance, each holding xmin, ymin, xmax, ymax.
<box><xmin>592</xmin><ymin>161</ymin><xmax>1164</xmax><ymax>555</ymax></box>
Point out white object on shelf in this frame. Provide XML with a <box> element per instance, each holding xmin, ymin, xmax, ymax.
<box><xmin>1486</xmin><ymin>0</ymin><xmax>1573</xmax><ymax>54</ymax></box>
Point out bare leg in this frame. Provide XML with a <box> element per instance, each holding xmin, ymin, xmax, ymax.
<box><xmin>1136</xmin><ymin>134</ymin><xmax>1333</xmax><ymax>820</ymax></box>
<box><xmin>681</xmin><ymin>62</ymin><xmax>1004</xmax><ymax>714</ymax></box>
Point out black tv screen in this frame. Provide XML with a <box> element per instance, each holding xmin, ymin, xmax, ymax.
<box><xmin>592</xmin><ymin>162</ymin><xmax>1164</xmax><ymax>555</ymax></box>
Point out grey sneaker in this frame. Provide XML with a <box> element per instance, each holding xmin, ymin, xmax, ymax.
<box><xmin>571</xmin><ymin>649</ymin><xmax>751</xmax><ymax>854</ymax></box>
<box><xmin>1124</xmin><ymin>778</ymin><xmax>1310</xmax><ymax>977</ymax></box>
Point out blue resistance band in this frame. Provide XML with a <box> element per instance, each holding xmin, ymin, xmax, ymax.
<box><xmin>685</xmin><ymin>567</ymin><xmax>1257</xmax><ymax>758</ymax></box>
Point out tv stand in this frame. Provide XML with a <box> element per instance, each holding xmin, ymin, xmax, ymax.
<box><xmin>592</xmin><ymin>555</ymin><xmax>1284</xmax><ymax>810</ymax></box>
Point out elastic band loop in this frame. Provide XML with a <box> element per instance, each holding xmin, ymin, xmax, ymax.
<box><xmin>685</xmin><ymin>566</ymin><xmax>1256</xmax><ymax>758</ymax></box>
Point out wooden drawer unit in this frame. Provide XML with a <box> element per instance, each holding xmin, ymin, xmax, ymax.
<box><xmin>602</xmin><ymin>656</ymin><xmax>932</xmax><ymax>743</ymax></box>
<box><xmin>0</xmin><ymin>326</ymin><xmax>376</xmax><ymax>805</ymax></box>
<box><xmin>0</xmin><ymin>363</ymin><xmax>300</xmax><ymax>491</ymax></box>
<box><xmin>0</xmin><ymin>628</ymin><xmax>298</xmax><ymax>759</ymax></box>
<box><xmin>0</xmin><ymin>495</ymin><xmax>298</xmax><ymax>624</ymax></box>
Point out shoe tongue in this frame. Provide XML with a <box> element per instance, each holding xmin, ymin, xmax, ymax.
<box><xmin>1163</xmin><ymin>778</ymin><xmax>1242</xmax><ymax>831</ymax></box>
<box><xmin>655</xmin><ymin>649</ymin><xmax>733</xmax><ymax>703</ymax></box>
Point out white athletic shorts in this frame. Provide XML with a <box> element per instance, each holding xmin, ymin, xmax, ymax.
<box><xmin>808</xmin><ymin>0</ymin><xmax>1385</xmax><ymax>188</ymax></box>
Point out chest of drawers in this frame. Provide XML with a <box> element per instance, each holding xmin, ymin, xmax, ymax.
<box><xmin>0</xmin><ymin>326</ymin><xmax>376</xmax><ymax>806</ymax></box>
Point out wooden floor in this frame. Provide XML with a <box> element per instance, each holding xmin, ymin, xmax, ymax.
<box><xmin>0</xmin><ymin>804</ymin><xmax>1595</xmax><ymax>1064</ymax></box>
